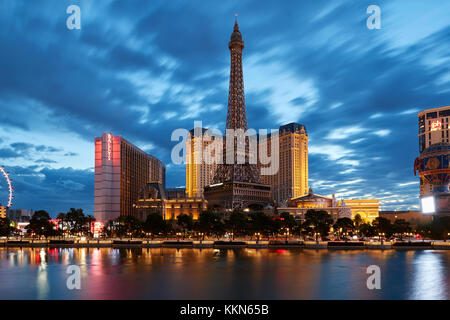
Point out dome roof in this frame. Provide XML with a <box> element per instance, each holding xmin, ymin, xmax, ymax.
<box><xmin>421</xmin><ymin>142</ymin><xmax>450</xmax><ymax>156</ymax></box>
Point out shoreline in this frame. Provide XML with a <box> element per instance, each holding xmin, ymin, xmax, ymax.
<box><xmin>1</xmin><ymin>240</ymin><xmax>449</xmax><ymax>250</ymax></box>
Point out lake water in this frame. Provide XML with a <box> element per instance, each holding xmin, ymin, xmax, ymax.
<box><xmin>0</xmin><ymin>247</ymin><xmax>449</xmax><ymax>300</ymax></box>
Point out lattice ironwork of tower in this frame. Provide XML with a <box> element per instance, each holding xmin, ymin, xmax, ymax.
<box><xmin>212</xmin><ymin>19</ymin><xmax>262</xmax><ymax>185</ymax></box>
<box><xmin>204</xmin><ymin>19</ymin><xmax>271</xmax><ymax>211</ymax></box>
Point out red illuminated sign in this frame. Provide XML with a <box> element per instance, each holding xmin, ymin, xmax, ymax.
<box><xmin>49</xmin><ymin>219</ymin><xmax>61</xmax><ymax>230</ymax></box>
<box><xmin>91</xmin><ymin>221</ymin><xmax>104</xmax><ymax>234</ymax></box>
<box><xmin>430</xmin><ymin>120</ymin><xmax>442</xmax><ymax>131</ymax></box>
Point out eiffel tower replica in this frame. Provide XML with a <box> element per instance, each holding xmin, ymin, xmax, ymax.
<box><xmin>204</xmin><ymin>18</ymin><xmax>271</xmax><ymax>211</ymax></box>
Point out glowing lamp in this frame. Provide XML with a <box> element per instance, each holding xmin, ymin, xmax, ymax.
<box><xmin>421</xmin><ymin>196</ymin><xmax>435</xmax><ymax>214</ymax></box>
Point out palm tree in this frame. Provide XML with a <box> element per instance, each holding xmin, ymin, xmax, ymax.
<box><xmin>304</xmin><ymin>210</ymin><xmax>333</xmax><ymax>239</ymax></box>
<box><xmin>249</xmin><ymin>212</ymin><xmax>273</xmax><ymax>239</ymax></box>
<box><xmin>353</xmin><ymin>214</ymin><xmax>363</xmax><ymax>236</ymax></box>
<box><xmin>66</xmin><ymin>208</ymin><xmax>86</xmax><ymax>236</ymax></box>
<box><xmin>197</xmin><ymin>211</ymin><xmax>224</xmax><ymax>239</ymax></box>
<box><xmin>84</xmin><ymin>215</ymin><xmax>95</xmax><ymax>237</ymax></box>
<box><xmin>372</xmin><ymin>217</ymin><xmax>393</xmax><ymax>238</ymax></box>
<box><xmin>115</xmin><ymin>215</ymin><xmax>143</xmax><ymax>239</ymax></box>
<box><xmin>104</xmin><ymin>220</ymin><xmax>116</xmax><ymax>238</ymax></box>
<box><xmin>26</xmin><ymin>210</ymin><xmax>55</xmax><ymax>239</ymax></box>
<box><xmin>177</xmin><ymin>214</ymin><xmax>193</xmax><ymax>239</ymax></box>
<box><xmin>56</xmin><ymin>213</ymin><xmax>67</xmax><ymax>238</ymax></box>
<box><xmin>359</xmin><ymin>223</ymin><xmax>376</xmax><ymax>238</ymax></box>
<box><xmin>225</xmin><ymin>210</ymin><xmax>248</xmax><ymax>239</ymax></box>
<box><xmin>392</xmin><ymin>219</ymin><xmax>411</xmax><ymax>240</ymax></box>
<box><xmin>333</xmin><ymin>217</ymin><xmax>355</xmax><ymax>239</ymax></box>
<box><xmin>0</xmin><ymin>217</ymin><xmax>14</xmax><ymax>238</ymax></box>
<box><xmin>144</xmin><ymin>212</ymin><xmax>167</xmax><ymax>239</ymax></box>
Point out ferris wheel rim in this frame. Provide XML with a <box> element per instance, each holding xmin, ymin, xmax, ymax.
<box><xmin>0</xmin><ymin>166</ymin><xmax>13</xmax><ymax>208</ymax></box>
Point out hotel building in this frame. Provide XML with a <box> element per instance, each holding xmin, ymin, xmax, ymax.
<box><xmin>418</xmin><ymin>106</ymin><xmax>450</xmax><ymax>153</ymax></box>
<box><xmin>6</xmin><ymin>208</ymin><xmax>33</xmax><ymax>222</ymax></box>
<box><xmin>186</xmin><ymin>122</ymin><xmax>309</xmax><ymax>204</ymax></box>
<box><xmin>278</xmin><ymin>188</ymin><xmax>379</xmax><ymax>223</ymax></box>
<box><xmin>94</xmin><ymin>133</ymin><xmax>165</xmax><ymax>222</ymax></box>
<box><xmin>0</xmin><ymin>205</ymin><xmax>6</xmax><ymax>219</ymax></box>
<box><xmin>185</xmin><ymin>128</ymin><xmax>218</xmax><ymax>198</ymax></box>
<box><xmin>416</xmin><ymin>107</ymin><xmax>450</xmax><ymax>202</ymax></box>
<box><xmin>259</xmin><ymin>123</ymin><xmax>309</xmax><ymax>204</ymax></box>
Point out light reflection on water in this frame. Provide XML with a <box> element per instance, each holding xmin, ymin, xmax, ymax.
<box><xmin>0</xmin><ymin>248</ymin><xmax>448</xmax><ymax>300</ymax></box>
<box><xmin>409</xmin><ymin>250</ymin><xmax>447</xmax><ymax>299</ymax></box>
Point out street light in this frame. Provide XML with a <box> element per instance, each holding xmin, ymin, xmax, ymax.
<box><xmin>378</xmin><ymin>232</ymin><xmax>385</xmax><ymax>244</ymax></box>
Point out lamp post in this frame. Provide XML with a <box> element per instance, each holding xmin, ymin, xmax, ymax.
<box><xmin>379</xmin><ymin>232</ymin><xmax>385</xmax><ymax>245</ymax></box>
<box><xmin>315</xmin><ymin>232</ymin><xmax>320</xmax><ymax>244</ymax></box>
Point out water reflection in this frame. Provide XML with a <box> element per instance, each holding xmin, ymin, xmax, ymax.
<box><xmin>410</xmin><ymin>251</ymin><xmax>447</xmax><ymax>300</ymax></box>
<box><xmin>0</xmin><ymin>248</ymin><xmax>448</xmax><ymax>300</ymax></box>
<box><xmin>36</xmin><ymin>249</ymin><xmax>49</xmax><ymax>299</ymax></box>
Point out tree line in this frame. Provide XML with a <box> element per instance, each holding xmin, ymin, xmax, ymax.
<box><xmin>1</xmin><ymin>208</ymin><xmax>450</xmax><ymax>240</ymax></box>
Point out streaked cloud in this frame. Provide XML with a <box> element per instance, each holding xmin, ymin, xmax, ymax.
<box><xmin>326</xmin><ymin>126</ymin><xmax>366</xmax><ymax>140</ymax></box>
<box><xmin>0</xmin><ymin>0</ymin><xmax>448</xmax><ymax>214</ymax></box>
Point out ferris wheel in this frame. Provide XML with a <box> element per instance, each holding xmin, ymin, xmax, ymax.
<box><xmin>0</xmin><ymin>166</ymin><xmax>14</xmax><ymax>208</ymax></box>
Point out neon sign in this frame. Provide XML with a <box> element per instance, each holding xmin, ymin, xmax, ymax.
<box><xmin>107</xmin><ymin>133</ymin><xmax>112</xmax><ymax>161</ymax></box>
<box><xmin>430</xmin><ymin>120</ymin><xmax>442</xmax><ymax>131</ymax></box>
<box><xmin>91</xmin><ymin>221</ymin><xmax>104</xmax><ymax>234</ymax></box>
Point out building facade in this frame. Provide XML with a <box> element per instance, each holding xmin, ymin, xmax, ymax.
<box><xmin>278</xmin><ymin>190</ymin><xmax>379</xmax><ymax>223</ymax></box>
<box><xmin>278</xmin><ymin>189</ymin><xmax>352</xmax><ymax>221</ymax></box>
<box><xmin>414</xmin><ymin>142</ymin><xmax>450</xmax><ymax>215</ymax></box>
<box><xmin>186</xmin><ymin>128</ymin><xmax>218</xmax><ymax>198</ymax></box>
<box><xmin>259</xmin><ymin>123</ymin><xmax>309</xmax><ymax>204</ymax></box>
<box><xmin>0</xmin><ymin>205</ymin><xmax>6</xmax><ymax>219</ymax></box>
<box><xmin>94</xmin><ymin>133</ymin><xmax>165</xmax><ymax>222</ymax></box>
<box><xmin>338</xmin><ymin>199</ymin><xmax>380</xmax><ymax>223</ymax></box>
<box><xmin>6</xmin><ymin>208</ymin><xmax>33</xmax><ymax>222</ymax></box>
<box><xmin>135</xmin><ymin>182</ymin><xmax>207</xmax><ymax>221</ymax></box>
<box><xmin>415</xmin><ymin>106</ymin><xmax>450</xmax><ymax>216</ymax></box>
<box><xmin>418</xmin><ymin>106</ymin><xmax>450</xmax><ymax>153</ymax></box>
<box><xmin>379</xmin><ymin>210</ymin><xmax>432</xmax><ymax>226</ymax></box>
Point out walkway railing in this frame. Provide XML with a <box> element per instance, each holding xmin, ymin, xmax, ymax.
<box><xmin>0</xmin><ymin>237</ymin><xmax>447</xmax><ymax>249</ymax></box>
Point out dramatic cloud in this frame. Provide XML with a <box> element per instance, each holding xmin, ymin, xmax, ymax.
<box><xmin>0</xmin><ymin>0</ymin><xmax>448</xmax><ymax>215</ymax></box>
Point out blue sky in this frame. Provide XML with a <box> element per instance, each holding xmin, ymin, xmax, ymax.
<box><xmin>0</xmin><ymin>0</ymin><xmax>449</xmax><ymax>216</ymax></box>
